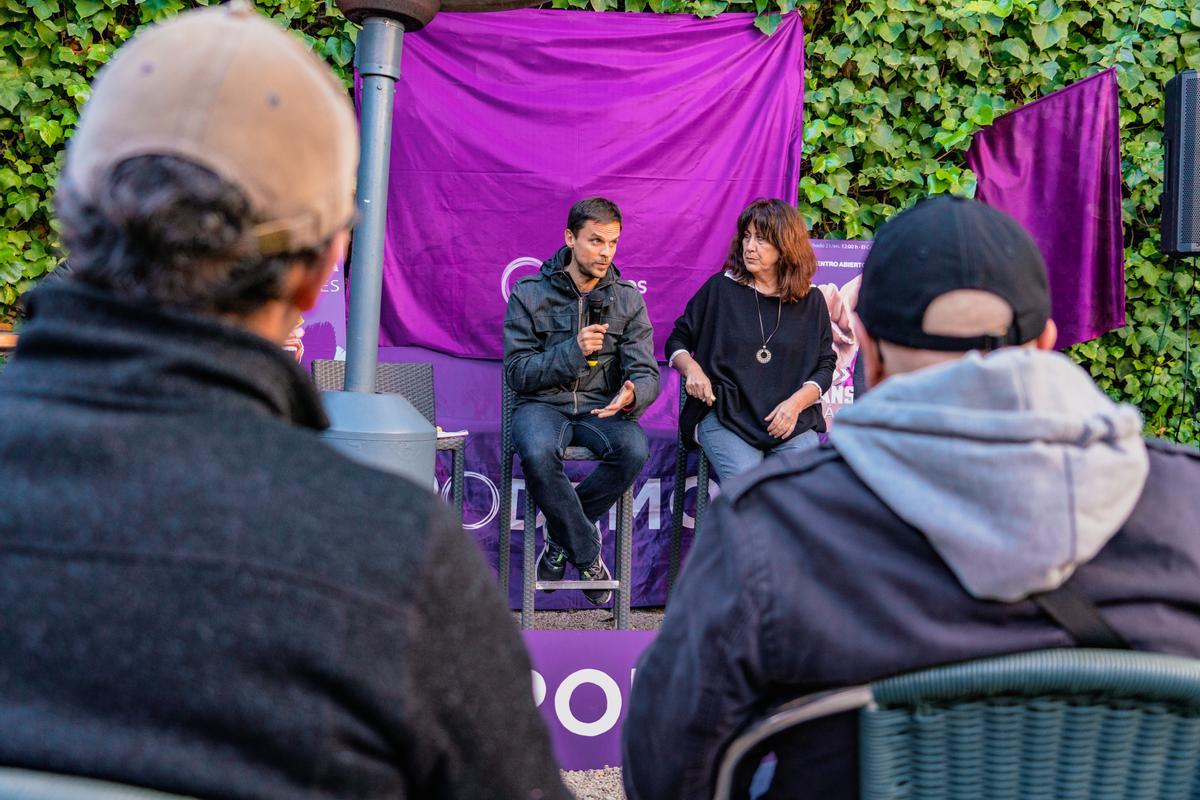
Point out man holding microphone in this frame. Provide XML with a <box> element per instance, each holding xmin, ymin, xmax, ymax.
<box><xmin>503</xmin><ymin>197</ymin><xmax>659</xmax><ymax>605</ymax></box>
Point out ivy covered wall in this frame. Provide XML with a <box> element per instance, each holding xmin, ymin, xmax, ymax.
<box><xmin>2</xmin><ymin>0</ymin><xmax>1199</xmax><ymax>439</ymax></box>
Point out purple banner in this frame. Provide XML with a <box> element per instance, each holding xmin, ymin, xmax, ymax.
<box><xmin>523</xmin><ymin>631</ymin><xmax>657</xmax><ymax>771</ymax></box>
<box><xmin>374</xmin><ymin>9</ymin><xmax>806</xmax><ymax>360</ymax></box>
<box><xmin>967</xmin><ymin>69</ymin><xmax>1125</xmax><ymax>348</ymax></box>
<box><xmin>388</xmin><ymin>241</ymin><xmax>868</xmax><ymax>609</ymax></box>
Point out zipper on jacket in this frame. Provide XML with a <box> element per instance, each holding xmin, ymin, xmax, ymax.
<box><xmin>573</xmin><ymin>294</ymin><xmax>583</xmax><ymax>414</ymax></box>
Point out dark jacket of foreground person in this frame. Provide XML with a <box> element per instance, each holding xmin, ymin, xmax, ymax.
<box><xmin>0</xmin><ymin>282</ymin><xmax>569</xmax><ymax>800</ymax></box>
<box><xmin>623</xmin><ymin>348</ymin><xmax>1200</xmax><ymax>800</ymax></box>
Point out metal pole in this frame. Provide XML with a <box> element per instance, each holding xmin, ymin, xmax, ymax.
<box><xmin>345</xmin><ymin>16</ymin><xmax>404</xmax><ymax>393</ymax></box>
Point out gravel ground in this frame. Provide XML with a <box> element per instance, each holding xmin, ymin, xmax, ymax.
<box><xmin>562</xmin><ymin>767</ymin><xmax>626</xmax><ymax>799</ymax></box>
<box><xmin>513</xmin><ymin>607</ymin><xmax>665</xmax><ymax>630</ymax></box>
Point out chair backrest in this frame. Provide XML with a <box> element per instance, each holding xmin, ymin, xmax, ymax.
<box><xmin>310</xmin><ymin>360</ymin><xmax>437</xmax><ymax>426</ymax></box>
<box><xmin>0</xmin><ymin>768</ymin><xmax>198</xmax><ymax>800</ymax></box>
<box><xmin>713</xmin><ymin>648</ymin><xmax>1200</xmax><ymax>800</ymax></box>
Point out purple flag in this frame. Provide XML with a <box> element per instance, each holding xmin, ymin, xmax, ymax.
<box><xmin>374</xmin><ymin>9</ymin><xmax>805</xmax><ymax>359</ymax></box>
<box><xmin>966</xmin><ymin>68</ymin><xmax>1125</xmax><ymax>348</ymax></box>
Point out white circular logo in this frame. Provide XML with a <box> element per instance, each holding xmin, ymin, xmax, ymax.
<box><xmin>440</xmin><ymin>471</ymin><xmax>500</xmax><ymax>531</ymax></box>
<box><xmin>501</xmin><ymin>257</ymin><xmax>543</xmax><ymax>302</ymax></box>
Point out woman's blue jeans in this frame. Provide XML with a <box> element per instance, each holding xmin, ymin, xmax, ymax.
<box><xmin>512</xmin><ymin>402</ymin><xmax>649</xmax><ymax>569</ymax></box>
<box><xmin>696</xmin><ymin>410</ymin><xmax>818</xmax><ymax>482</ymax></box>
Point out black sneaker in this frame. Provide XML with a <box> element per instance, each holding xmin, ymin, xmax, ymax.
<box><xmin>580</xmin><ymin>555</ymin><xmax>613</xmax><ymax>606</ymax></box>
<box><xmin>537</xmin><ymin>538</ymin><xmax>568</xmax><ymax>591</ymax></box>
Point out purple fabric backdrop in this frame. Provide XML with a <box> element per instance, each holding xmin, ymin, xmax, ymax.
<box><xmin>374</xmin><ymin>9</ymin><xmax>806</xmax><ymax>360</ymax></box>
<box><xmin>966</xmin><ymin>68</ymin><xmax>1125</xmax><ymax>348</ymax></box>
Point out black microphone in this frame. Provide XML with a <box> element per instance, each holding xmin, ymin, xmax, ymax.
<box><xmin>586</xmin><ymin>295</ymin><xmax>605</xmax><ymax>367</ymax></box>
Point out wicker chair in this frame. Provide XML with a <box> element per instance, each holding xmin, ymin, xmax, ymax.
<box><xmin>498</xmin><ymin>381</ymin><xmax>633</xmax><ymax>630</ymax></box>
<box><xmin>0</xmin><ymin>768</ymin><xmax>198</xmax><ymax>799</ymax></box>
<box><xmin>310</xmin><ymin>360</ymin><xmax>466</xmax><ymax>525</ymax></box>
<box><xmin>713</xmin><ymin>648</ymin><xmax>1200</xmax><ymax>800</ymax></box>
<box><xmin>668</xmin><ymin>379</ymin><xmax>710</xmax><ymax>595</ymax></box>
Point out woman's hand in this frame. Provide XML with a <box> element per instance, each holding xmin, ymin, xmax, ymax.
<box><xmin>765</xmin><ymin>383</ymin><xmax>822</xmax><ymax>439</ymax></box>
<box><xmin>682</xmin><ymin>362</ymin><xmax>715</xmax><ymax>406</ymax></box>
<box><xmin>764</xmin><ymin>396</ymin><xmax>803</xmax><ymax>439</ymax></box>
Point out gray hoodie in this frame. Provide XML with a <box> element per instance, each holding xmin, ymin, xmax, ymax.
<box><xmin>830</xmin><ymin>348</ymin><xmax>1149</xmax><ymax>602</ymax></box>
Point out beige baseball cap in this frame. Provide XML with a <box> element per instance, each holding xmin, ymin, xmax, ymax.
<box><xmin>64</xmin><ymin>0</ymin><xmax>358</xmax><ymax>255</ymax></box>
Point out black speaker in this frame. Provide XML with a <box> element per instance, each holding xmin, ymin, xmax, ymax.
<box><xmin>1162</xmin><ymin>70</ymin><xmax>1200</xmax><ymax>256</ymax></box>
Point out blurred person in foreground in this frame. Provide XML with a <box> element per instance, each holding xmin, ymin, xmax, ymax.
<box><xmin>0</xmin><ymin>3</ymin><xmax>568</xmax><ymax>799</ymax></box>
<box><xmin>623</xmin><ymin>195</ymin><xmax>1200</xmax><ymax>800</ymax></box>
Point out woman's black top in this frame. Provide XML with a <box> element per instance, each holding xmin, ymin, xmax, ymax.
<box><xmin>665</xmin><ymin>272</ymin><xmax>836</xmax><ymax>450</ymax></box>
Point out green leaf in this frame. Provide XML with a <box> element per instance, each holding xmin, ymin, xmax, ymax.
<box><xmin>999</xmin><ymin>38</ymin><xmax>1030</xmax><ymax>62</ymax></box>
<box><xmin>12</xmin><ymin>194</ymin><xmax>37</xmax><ymax>222</ymax></box>
<box><xmin>75</xmin><ymin>0</ymin><xmax>104</xmax><ymax>17</ymax></box>
<box><xmin>1030</xmin><ymin>21</ymin><xmax>1065</xmax><ymax>51</ymax></box>
<box><xmin>875</xmin><ymin>22</ymin><xmax>903</xmax><ymax>43</ymax></box>
<box><xmin>27</xmin><ymin>0</ymin><xmax>59</xmax><ymax>21</ymax></box>
<box><xmin>753</xmin><ymin>12</ymin><xmax>780</xmax><ymax>35</ymax></box>
<box><xmin>694</xmin><ymin>0</ymin><xmax>726</xmax><ymax>18</ymax></box>
<box><xmin>1036</xmin><ymin>0</ymin><xmax>1061</xmax><ymax>22</ymax></box>
<box><xmin>322</xmin><ymin>36</ymin><xmax>353</xmax><ymax>66</ymax></box>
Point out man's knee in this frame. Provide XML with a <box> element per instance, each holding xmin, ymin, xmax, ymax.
<box><xmin>513</xmin><ymin>412</ymin><xmax>564</xmax><ymax>475</ymax></box>
<box><xmin>614</xmin><ymin>425</ymin><xmax>650</xmax><ymax>469</ymax></box>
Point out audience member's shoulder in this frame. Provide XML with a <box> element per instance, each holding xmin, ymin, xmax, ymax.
<box><xmin>1146</xmin><ymin>437</ymin><xmax>1200</xmax><ymax>460</ymax></box>
<box><xmin>720</xmin><ymin>443</ymin><xmax>843</xmax><ymax>507</ymax></box>
<box><xmin>273</xmin><ymin>421</ymin><xmax>441</xmax><ymax>519</ymax></box>
<box><xmin>1145</xmin><ymin>437</ymin><xmax>1200</xmax><ymax>476</ymax></box>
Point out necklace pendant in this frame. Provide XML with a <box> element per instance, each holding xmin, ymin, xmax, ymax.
<box><xmin>756</xmin><ymin>347</ymin><xmax>772</xmax><ymax>364</ymax></box>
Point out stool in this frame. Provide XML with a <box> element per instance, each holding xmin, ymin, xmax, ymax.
<box><xmin>498</xmin><ymin>382</ymin><xmax>634</xmax><ymax>630</ymax></box>
<box><xmin>668</xmin><ymin>379</ymin><xmax>709</xmax><ymax>595</ymax></box>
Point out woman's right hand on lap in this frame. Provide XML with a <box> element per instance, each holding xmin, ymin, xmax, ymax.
<box><xmin>684</xmin><ymin>364</ymin><xmax>715</xmax><ymax>406</ymax></box>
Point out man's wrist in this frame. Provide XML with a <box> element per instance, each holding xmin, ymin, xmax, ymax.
<box><xmin>621</xmin><ymin>388</ymin><xmax>637</xmax><ymax>411</ymax></box>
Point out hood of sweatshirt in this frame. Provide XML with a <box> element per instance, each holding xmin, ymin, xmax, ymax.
<box><xmin>829</xmin><ymin>348</ymin><xmax>1148</xmax><ymax>602</ymax></box>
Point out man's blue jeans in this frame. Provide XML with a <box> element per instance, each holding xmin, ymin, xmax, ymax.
<box><xmin>512</xmin><ymin>402</ymin><xmax>649</xmax><ymax>569</ymax></box>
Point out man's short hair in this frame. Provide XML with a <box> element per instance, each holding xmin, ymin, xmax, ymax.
<box><xmin>856</xmin><ymin>195</ymin><xmax>1051</xmax><ymax>351</ymax></box>
<box><xmin>56</xmin><ymin>155</ymin><xmax>329</xmax><ymax>317</ymax></box>
<box><xmin>567</xmin><ymin>197</ymin><xmax>622</xmax><ymax>235</ymax></box>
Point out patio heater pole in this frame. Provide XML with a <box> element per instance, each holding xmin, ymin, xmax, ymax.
<box><xmin>324</xmin><ymin>0</ymin><xmax>536</xmax><ymax>482</ymax></box>
<box><xmin>343</xmin><ymin>16</ymin><xmax>404</xmax><ymax>394</ymax></box>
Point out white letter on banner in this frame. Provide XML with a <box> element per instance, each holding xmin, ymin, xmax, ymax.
<box><xmin>634</xmin><ymin>478</ymin><xmax>660</xmax><ymax>530</ymax></box>
<box><xmin>608</xmin><ymin>479</ymin><xmax>660</xmax><ymax>529</ymax></box>
<box><xmin>554</xmin><ymin>668</ymin><xmax>622</xmax><ymax>737</ymax></box>
<box><xmin>531</xmin><ymin>670</ymin><xmax>547</xmax><ymax>707</ymax></box>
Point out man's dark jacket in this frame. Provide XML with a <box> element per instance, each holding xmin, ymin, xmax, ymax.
<box><xmin>503</xmin><ymin>246</ymin><xmax>659</xmax><ymax>418</ymax></box>
<box><xmin>0</xmin><ymin>283</ymin><xmax>569</xmax><ymax>800</ymax></box>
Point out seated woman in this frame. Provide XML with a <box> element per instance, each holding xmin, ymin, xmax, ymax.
<box><xmin>666</xmin><ymin>198</ymin><xmax>836</xmax><ymax>481</ymax></box>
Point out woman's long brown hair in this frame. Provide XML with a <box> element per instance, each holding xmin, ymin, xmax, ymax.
<box><xmin>722</xmin><ymin>198</ymin><xmax>817</xmax><ymax>303</ymax></box>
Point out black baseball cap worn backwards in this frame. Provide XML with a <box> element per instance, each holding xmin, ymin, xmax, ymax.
<box><xmin>856</xmin><ymin>195</ymin><xmax>1052</xmax><ymax>352</ymax></box>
